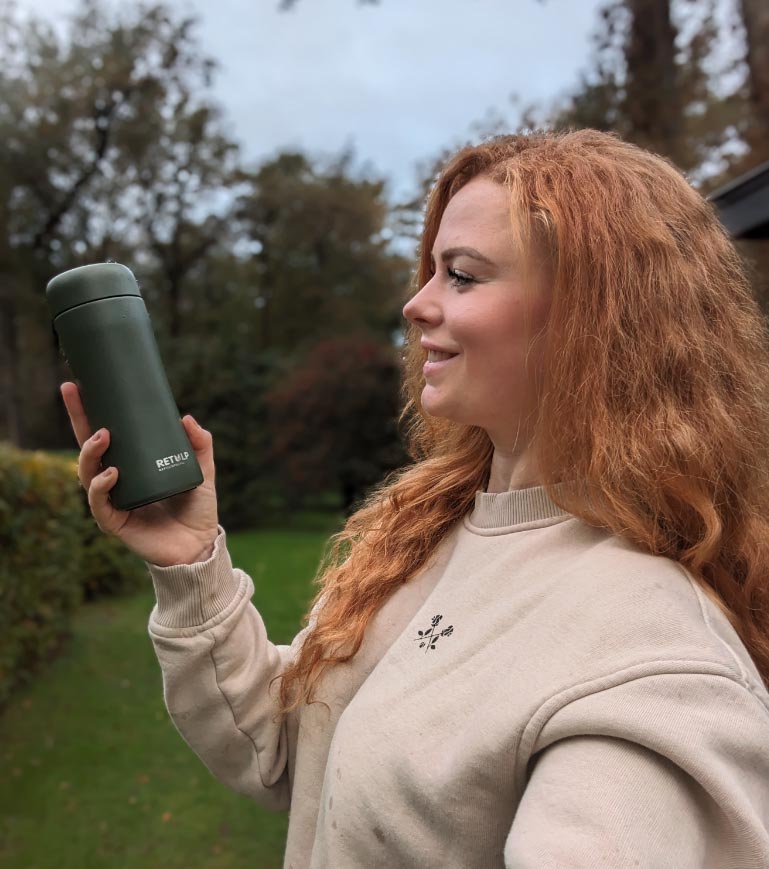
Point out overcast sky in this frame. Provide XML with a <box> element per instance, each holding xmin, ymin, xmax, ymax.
<box><xmin>16</xmin><ymin>0</ymin><xmax>606</xmax><ymax>201</ymax></box>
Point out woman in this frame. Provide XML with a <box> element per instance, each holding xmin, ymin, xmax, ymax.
<box><xmin>62</xmin><ymin>128</ymin><xmax>769</xmax><ymax>868</ymax></box>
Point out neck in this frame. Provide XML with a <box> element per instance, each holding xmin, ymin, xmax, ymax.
<box><xmin>485</xmin><ymin>443</ymin><xmax>541</xmax><ymax>492</ymax></box>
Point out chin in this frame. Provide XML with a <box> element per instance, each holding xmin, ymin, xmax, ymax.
<box><xmin>420</xmin><ymin>393</ymin><xmax>469</xmax><ymax>426</ymax></box>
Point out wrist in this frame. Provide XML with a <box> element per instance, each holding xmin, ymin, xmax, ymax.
<box><xmin>147</xmin><ymin>529</ymin><xmax>220</xmax><ymax>568</ymax></box>
<box><xmin>190</xmin><ymin>537</ymin><xmax>217</xmax><ymax>564</ymax></box>
<box><xmin>176</xmin><ymin>532</ymin><xmax>218</xmax><ymax>565</ymax></box>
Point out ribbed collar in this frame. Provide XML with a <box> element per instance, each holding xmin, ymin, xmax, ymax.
<box><xmin>464</xmin><ymin>480</ymin><xmax>575</xmax><ymax>533</ymax></box>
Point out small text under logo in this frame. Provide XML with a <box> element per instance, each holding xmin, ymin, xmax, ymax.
<box><xmin>156</xmin><ymin>451</ymin><xmax>190</xmax><ymax>471</ymax></box>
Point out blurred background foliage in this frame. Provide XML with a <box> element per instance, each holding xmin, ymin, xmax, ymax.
<box><xmin>1</xmin><ymin>0</ymin><xmax>768</xmax><ymax>863</ymax></box>
<box><xmin>0</xmin><ymin>0</ymin><xmax>768</xmax><ymax>527</ymax></box>
<box><xmin>0</xmin><ymin>442</ymin><xmax>147</xmax><ymax>710</ymax></box>
<box><xmin>0</xmin><ymin>0</ymin><xmax>414</xmax><ymax>525</ymax></box>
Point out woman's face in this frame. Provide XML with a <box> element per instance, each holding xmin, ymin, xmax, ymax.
<box><xmin>402</xmin><ymin>175</ymin><xmax>552</xmax><ymax>448</ymax></box>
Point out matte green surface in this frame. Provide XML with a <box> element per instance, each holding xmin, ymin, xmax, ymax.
<box><xmin>46</xmin><ymin>263</ymin><xmax>141</xmax><ymax>321</ymax></box>
<box><xmin>0</xmin><ymin>513</ymin><xmax>344</xmax><ymax>868</ymax></box>
<box><xmin>49</xmin><ymin>263</ymin><xmax>204</xmax><ymax>511</ymax></box>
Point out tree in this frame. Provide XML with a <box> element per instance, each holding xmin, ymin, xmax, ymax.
<box><xmin>235</xmin><ymin>151</ymin><xmax>411</xmax><ymax>356</ymax></box>
<box><xmin>739</xmin><ymin>0</ymin><xmax>769</xmax><ymax>171</ymax></box>
<box><xmin>122</xmin><ymin>81</ymin><xmax>242</xmax><ymax>341</ymax></box>
<box><xmin>624</xmin><ymin>0</ymin><xmax>683</xmax><ymax>163</ymax></box>
<box><xmin>264</xmin><ymin>336</ymin><xmax>408</xmax><ymax>513</ymax></box>
<box><xmin>0</xmin><ymin>0</ymin><xmax>243</xmax><ymax>446</ymax></box>
<box><xmin>514</xmin><ymin>0</ymin><xmax>768</xmax><ymax>191</ymax></box>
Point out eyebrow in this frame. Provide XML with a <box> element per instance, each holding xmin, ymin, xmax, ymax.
<box><xmin>430</xmin><ymin>246</ymin><xmax>495</xmax><ymax>266</ymax></box>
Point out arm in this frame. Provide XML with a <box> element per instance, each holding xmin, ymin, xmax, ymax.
<box><xmin>145</xmin><ymin>523</ymin><xmax>316</xmax><ymax>813</ymax></box>
<box><xmin>505</xmin><ymin>670</ymin><xmax>769</xmax><ymax>868</ymax></box>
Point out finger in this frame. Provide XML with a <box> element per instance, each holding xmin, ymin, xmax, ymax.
<box><xmin>60</xmin><ymin>381</ymin><xmax>92</xmax><ymax>448</ymax></box>
<box><xmin>78</xmin><ymin>428</ymin><xmax>110</xmax><ymax>491</ymax></box>
<box><xmin>88</xmin><ymin>465</ymin><xmax>126</xmax><ymax>534</ymax></box>
<box><xmin>181</xmin><ymin>416</ymin><xmax>215</xmax><ymax>484</ymax></box>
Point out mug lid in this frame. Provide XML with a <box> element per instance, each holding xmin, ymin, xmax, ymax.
<box><xmin>46</xmin><ymin>262</ymin><xmax>142</xmax><ymax>320</ymax></box>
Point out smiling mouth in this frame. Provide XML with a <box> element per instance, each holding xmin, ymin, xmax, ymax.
<box><xmin>426</xmin><ymin>351</ymin><xmax>459</xmax><ymax>362</ymax></box>
<box><xmin>423</xmin><ymin>354</ymin><xmax>458</xmax><ymax>374</ymax></box>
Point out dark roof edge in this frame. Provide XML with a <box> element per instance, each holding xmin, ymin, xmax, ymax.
<box><xmin>707</xmin><ymin>159</ymin><xmax>769</xmax><ymax>204</ymax></box>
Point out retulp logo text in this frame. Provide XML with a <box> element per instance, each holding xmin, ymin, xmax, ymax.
<box><xmin>156</xmin><ymin>451</ymin><xmax>190</xmax><ymax>471</ymax></box>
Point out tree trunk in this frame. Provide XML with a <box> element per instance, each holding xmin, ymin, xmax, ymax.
<box><xmin>624</xmin><ymin>0</ymin><xmax>683</xmax><ymax>163</ymax></box>
<box><xmin>0</xmin><ymin>287</ymin><xmax>23</xmax><ymax>445</ymax></box>
<box><xmin>740</xmin><ymin>0</ymin><xmax>769</xmax><ymax>158</ymax></box>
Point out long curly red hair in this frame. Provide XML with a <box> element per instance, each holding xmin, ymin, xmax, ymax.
<box><xmin>272</xmin><ymin>128</ymin><xmax>769</xmax><ymax>717</ymax></box>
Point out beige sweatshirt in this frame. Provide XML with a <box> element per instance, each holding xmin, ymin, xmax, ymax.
<box><xmin>145</xmin><ymin>482</ymin><xmax>769</xmax><ymax>868</ymax></box>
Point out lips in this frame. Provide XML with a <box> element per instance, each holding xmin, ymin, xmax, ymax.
<box><xmin>421</xmin><ymin>341</ymin><xmax>460</xmax><ymax>354</ymax></box>
<box><xmin>423</xmin><ymin>354</ymin><xmax>458</xmax><ymax>376</ymax></box>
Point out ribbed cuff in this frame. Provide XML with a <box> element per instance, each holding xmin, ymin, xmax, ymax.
<box><xmin>145</xmin><ymin>524</ymin><xmax>242</xmax><ymax>628</ymax></box>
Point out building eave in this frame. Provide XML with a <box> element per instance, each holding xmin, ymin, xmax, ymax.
<box><xmin>707</xmin><ymin>159</ymin><xmax>769</xmax><ymax>239</ymax></box>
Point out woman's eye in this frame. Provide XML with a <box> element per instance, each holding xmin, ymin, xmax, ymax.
<box><xmin>447</xmin><ymin>266</ymin><xmax>475</xmax><ymax>288</ymax></box>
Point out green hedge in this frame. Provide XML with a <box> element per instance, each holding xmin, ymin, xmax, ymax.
<box><xmin>0</xmin><ymin>441</ymin><xmax>146</xmax><ymax>710</ymax></box>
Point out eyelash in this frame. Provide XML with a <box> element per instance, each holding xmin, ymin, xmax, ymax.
<box><xmin>430</xmin><ymin>264</ymin><xmax>475</xmax><ymax>289</ymax></box>
<box><xmin>447</xmin><ymin>267</ymin><xmax>474</xmax><ymax>288</ymax></box>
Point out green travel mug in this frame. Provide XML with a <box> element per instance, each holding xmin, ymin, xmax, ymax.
<box><xmin>46</xmin><ymin>262</ymin><xmax>204</xmax><ymax>511</ymax></box>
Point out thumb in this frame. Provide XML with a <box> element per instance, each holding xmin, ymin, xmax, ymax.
<box><xmin>182</xmin><ymin>415</ymin><xmax>215</xmax><ymax>481</ymax></box>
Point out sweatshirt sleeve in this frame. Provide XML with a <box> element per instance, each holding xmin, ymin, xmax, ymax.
<box><xmin>145</xmin><ymin>523</ymin><xmax>316</xmax><ymax>813</ymax></box>
<box><xmin>505</xmin><ymin>669</ymin><xmax>769</xmax><ymax>868</ymax></box>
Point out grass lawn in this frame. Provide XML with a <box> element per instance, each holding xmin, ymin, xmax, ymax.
<box><xmin>0</xmin><ymin>509</ymin><xmax>345</xmax><ymax>869</ymax></box>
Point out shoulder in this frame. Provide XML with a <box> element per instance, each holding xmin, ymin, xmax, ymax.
<box><xmin>541</xmin><ymin>524</ymin><xmax>765</xmax><ymax>693</ymax></box>
<box><xmin>525</xmin><ymin>529</ymin><xmax>769</xmax><ymax>758</ymax></box>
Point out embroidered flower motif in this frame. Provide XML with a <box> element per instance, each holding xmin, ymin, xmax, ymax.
<box><xmin>414</xmin><ymin>614</ymin><xmax>454</xmax><ymax>651</ymax></box>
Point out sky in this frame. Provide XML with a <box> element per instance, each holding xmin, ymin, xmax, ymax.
<box><xmin>15</xmin><ymin>0</ymin><xmax>607</xmax><ymax>202</ymax></box>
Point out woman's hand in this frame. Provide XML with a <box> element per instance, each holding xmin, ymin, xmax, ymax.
<box><xmin>60</xmin><ymin>381</ymin><xmax>220</xmax><ymax>567</ymax></box>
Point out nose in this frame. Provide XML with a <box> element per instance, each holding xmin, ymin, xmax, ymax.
<box><xmin>402</xmin><ymin>276</ymin><xmax>440</xmax><ymax>327</ymax></box>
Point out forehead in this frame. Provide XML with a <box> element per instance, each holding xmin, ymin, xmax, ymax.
<box><xmin>434</xmin><ymin>176</ymin><xmax>513</xmax><ymax>249</ymax></box>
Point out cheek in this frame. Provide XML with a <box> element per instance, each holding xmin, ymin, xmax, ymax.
<box><xmin>456</xmin><ymin>312</ymin><xmax>543</xmax><ymax>387</ymax></box>
<box><xmin>452</xmin><ymin>305</ymin><xmax>521</xmax><ymax>359</ymax></box>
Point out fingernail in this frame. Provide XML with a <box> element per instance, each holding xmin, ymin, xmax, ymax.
<box><xmin>102</xmin><ymin>467</ymin><xmax>113</xmax><ymax>477</ymax></box>
<box><xmin>93</xmin><ymin>430</ymin><xmax>102</xmax><ymax>441</ymax></box>
<box><xmin>190</xmin><ymin>416</ymin><xmax>201</xmax><ymax>429</ymax></box>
